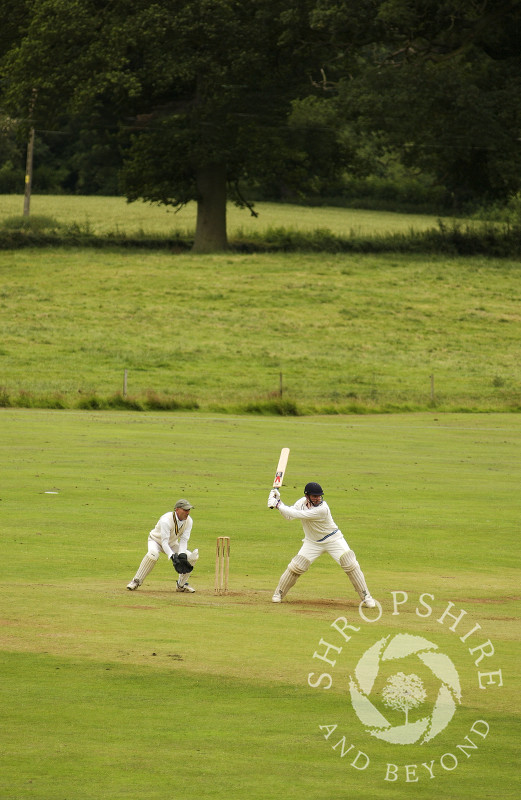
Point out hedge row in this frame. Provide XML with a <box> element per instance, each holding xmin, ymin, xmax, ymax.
<box><xmin>1</xmin><ymin>220</ymin><xmax>520</xmax><ymax>257</ymax></box>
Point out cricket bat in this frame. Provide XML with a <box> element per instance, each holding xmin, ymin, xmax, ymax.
<box><xmin>272</xmin><ymin>447</ymin><xmax>290</xmax><ymax>490</ymax></box>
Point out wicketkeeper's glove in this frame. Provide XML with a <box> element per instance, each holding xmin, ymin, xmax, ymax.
<box><xmin>171</xmin><ymin>553</ymin><xmax>194</xmax><ymax>574</ymax></box>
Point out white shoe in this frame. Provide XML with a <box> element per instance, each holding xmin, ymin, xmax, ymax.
<box><xmin>176</xmin><ymin>581</ymin><xmax>195</xmax><ymax>593</ymax></box>
<box><xmin>127</xmin><ymin>579</ymin><xmax>140</xmax><ymax>590</ymax></box>
<box><xmin>272</xmin><ymin>591</ymin><xmax>282</xmax><ymax>603</ymax></box>
<box><xmin>362</xmin><ymin>593</ymin><xmax>376</xmax><ymax>608</ymax></box>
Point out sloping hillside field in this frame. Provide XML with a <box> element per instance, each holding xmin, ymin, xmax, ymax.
<box><xmin>1</xmin><ymin>248</ymin><xmax>520</xmax><ymax>411</ymax></box>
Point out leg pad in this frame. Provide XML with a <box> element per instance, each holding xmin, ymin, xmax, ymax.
<box><xmin>275</xmin><ymin>555</ymin><xmax>311</xmax><ymax>599</ymax></box>
<box><xmin>339</xmin><ymin>550</ymin><xmax>369</xmax><ymax>598</ymax></box>
<box><xmin>289</xmin><ymin>554</ymin><xmax>311</xmax><ymax>575</ymax></box>
<box><xmin>134</xmin><ymin>554</ymin><xmax>157</xmax><ymax>585</ymax></box>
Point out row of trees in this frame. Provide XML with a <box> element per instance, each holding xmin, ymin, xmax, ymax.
<box><xmin>1</xmin><ymin>0</ymin><xmax>520</xmax><ymax>251</ymax></box>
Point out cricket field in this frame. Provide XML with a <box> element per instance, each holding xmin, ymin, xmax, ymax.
<box><xmin>1</xmin><ymin>409</ymin><xmax>519</xmax><ymax>799</ymax></box>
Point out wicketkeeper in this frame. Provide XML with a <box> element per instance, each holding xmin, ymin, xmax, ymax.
<box><xmin>268</xmin><ymin>482</ymin><xmax>376</xmax><ymax>607</ymax></box>
<box><xmin>127</xmin><ymin>499</ymin><xmax>199</xmax><ymax>593</ymax></box>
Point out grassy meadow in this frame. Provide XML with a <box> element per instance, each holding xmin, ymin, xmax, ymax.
<box><xmin>0</xmin><ymin>194</ymin><xmax>457</xmax><ymax>238</ymax></box>
<box><xmin>0</xmin><ymin>207</ymin><xmax>520</xmax><ymax>412</ymax></box>
<box><xmin>1</xmin><ymin>409</ymin><xmax>519</xmax><ymax>800</ymax></box>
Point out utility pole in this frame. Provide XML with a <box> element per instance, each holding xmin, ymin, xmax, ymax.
<box><xmin>23</xmin><ymin>90</ymin><xmax>37</xmax><ymax>218</ymax></box>
<box><xmin>23</xmin><ymin>124</ymin><xmax>35</xmax><ymax>217</ymax></box>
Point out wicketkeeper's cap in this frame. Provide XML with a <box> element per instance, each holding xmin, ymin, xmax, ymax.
<box><xmin>175</xmin><ymin>498</ymin><xmax>194</xmax><ymax>510</ymax></box>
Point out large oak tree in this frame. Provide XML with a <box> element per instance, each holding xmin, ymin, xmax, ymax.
<box><xmin>1</xmin><ymin>0</ymin><xmax>351</xmax><ymax>251</ymax></box>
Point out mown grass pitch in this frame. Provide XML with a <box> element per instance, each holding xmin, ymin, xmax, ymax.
<box><xmin>1</xmin><ymin>410</ymin><xmax>519</xmax><ymax>800</ymax></box>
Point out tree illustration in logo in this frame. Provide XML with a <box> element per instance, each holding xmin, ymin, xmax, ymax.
<box><xmin>382</xmin><ymin>672</ymin><xmax>427</xmax><ymax>725</ymax></box>
<box><xmin>349</xmin><ymin>634</ymin><xmax>461</xmax><ymax>745</ymax></box>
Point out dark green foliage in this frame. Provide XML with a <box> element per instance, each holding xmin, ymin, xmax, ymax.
<box><xmin>1</xmin><ymin>1</ymin><xmax>349</xmax><ymax>209</ymax></box>
<box><xmin>232</xmin><ymin>220</ymin><xmax>521</xmax><ymax>257</ymax></box>
<box><xmin>240</xmin><ymin>399</ymin><xmax>301</xmax><ymax>416</ymax></box>
<box><xmin>1</xmin><ymin>214</ymin><xmax>64</xmax><ymax>231</ymax></box>
<box><xmin>1</xmin><ymin>0</ymin><xmax>520</xmax><ymax>232</ymax></box>
<box><xmin>0</xmin><ymin>126</ymin><xmax>24</xmax><ymax>192</ymax></box>
<box><xmin>0</xmin><ymin>219</ymin><xmax>192</xmax><ymax>251</ymax></box>
<box><xmin>0</xmin><ymin>389</ymin><xmax>200</xmax><ymax>411</ymax></box>
<box><xmin>332</xmin><ymin>0</ymin><xmax>521</xmax><ymax>205</ymax></box>
<box><xmin>0</xmin><ymin>388</ymin><xmax>11</xmax><ymax>407</ymax></box>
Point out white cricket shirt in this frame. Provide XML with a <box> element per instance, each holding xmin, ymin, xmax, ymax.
<box><xmin>148</xmin><ymin>511</ymin><xmax>193</xmax><ymax>558</ymax></box>
<box><xmin>277</xmin><ymin>497</ymin><xmax>341</xmax><ymax>543</ymax></box>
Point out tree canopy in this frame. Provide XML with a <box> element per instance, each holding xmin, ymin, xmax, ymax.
<box><xmin>333</xmin><ymin>0</ymin><xmax>521</xmax><ymax>205</ymax></box>
<box><xmin>2</xmin><ymin>0</ymin><xmax>354</xmax><ymax>250</ymax></box>
<box><xmin>1</xmin><ymin>0</ymin><xmax>520</xmax><ymax>249</ymax></box>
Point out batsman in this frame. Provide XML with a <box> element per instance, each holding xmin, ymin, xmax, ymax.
<box><xmin>127</xmin><ymin>499</ymin><xmax>199</xmax><ymax>593</ymax></box>
<box><xmin>268</xmin><ymin>482</ymin><xmax>376</xmax><ymax>607</ymax></box>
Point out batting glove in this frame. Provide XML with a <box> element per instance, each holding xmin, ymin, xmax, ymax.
<box><xmin>269</xmin><ymin>488</ymin><xmax>280</xmax><ymax>501</ymax></box>
<box><xmin>267</xmin><ymin>495</ymin><xmax>280</xmax><ymax>509</ymax></box>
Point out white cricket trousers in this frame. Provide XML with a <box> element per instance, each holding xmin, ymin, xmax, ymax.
<box><xmin>147</xmin><ymin>539</ymin><xmax>196</xmax><ymax>587</ymax></box>
<box><xmin>296</xmin><ymin>533</ymin><xmax>350</xmax><ymax>563</ymax></box>
<box><xmin>133</xmin><ymin>539</ymin><xmax>196</xmax><ymax>587</ymax></box>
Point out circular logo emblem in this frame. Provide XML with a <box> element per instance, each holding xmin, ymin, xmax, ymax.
<box><xmin>349</xmin><ymin>633</ymin><xmax>462</xmax><ymax>744</ymax></box>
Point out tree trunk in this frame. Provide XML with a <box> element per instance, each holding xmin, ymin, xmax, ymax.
<box><xmin>193</xmin><ymin>164</ymin><xmax>228</xmax><ymax>253</ymax></box>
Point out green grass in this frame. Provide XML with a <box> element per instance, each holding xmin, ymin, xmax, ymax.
<box><xmin>0</xmin><ymin>194</ymin><xmax>459</xmax><ymax>238</ymax></box>
<box><xmin>0</xmin><ymin>247</ymin><xmax>520</xmax><ymax>411</ymax></box>
<box><xmin>1</xmin><ymin>410</ymin><xmax>519</xmax><ymax>799</ymax></box>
